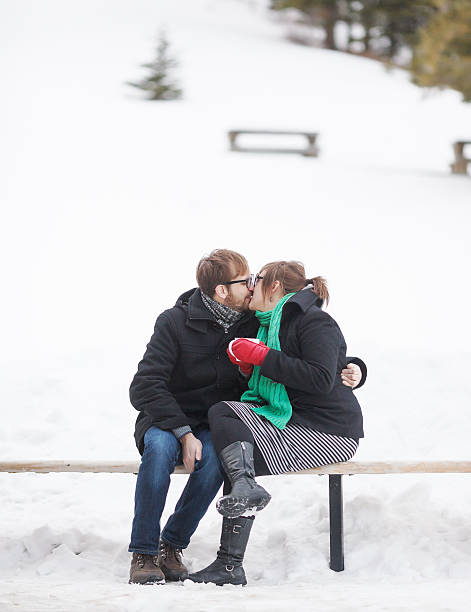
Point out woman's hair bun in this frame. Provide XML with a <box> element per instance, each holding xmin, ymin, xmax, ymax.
<box><xmin>309</xmin><ymin>276</ymin><xmax>330</xmax><ymax>305</ymax></box>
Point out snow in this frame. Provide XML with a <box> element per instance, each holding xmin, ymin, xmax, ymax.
<box><xmin>1</xmin><ymin>0</ymin><xmax>470</xmax><ymax>610</ymax></box>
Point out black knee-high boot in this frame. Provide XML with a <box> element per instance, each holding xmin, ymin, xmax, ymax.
<box><xmin>216</xmin><ymin>441</ymin><xmax>271</xmax><ymax>518</ymax></box>
<box><xmin>187</xmin><ymin>516</ymin><xmax>254</xmax><ymax>586</ymax></box>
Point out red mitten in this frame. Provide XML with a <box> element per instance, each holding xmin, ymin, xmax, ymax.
<box><xmin>227</xmin><ymin>342</ymin><xmax>253</xmax><ymax>376</ymax></box>
<box><xmin>228</xmin><ymin>338</ymin><xmax>270</xmax><ymax>366</ymax></box>
<box><xmin>239</xmin><ymin>362</ymin><xmax>254</xmax><ymax>376</ymax></box>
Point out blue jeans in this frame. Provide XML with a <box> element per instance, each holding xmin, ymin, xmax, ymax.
<box><xmin>129</xmin><ymin>426</ymin><xmax>224</xmax><ymax>555</ymax></box>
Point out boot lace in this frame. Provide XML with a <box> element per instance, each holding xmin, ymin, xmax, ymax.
<box><xmin>159</xmin><ymin>541</ymin><xmax>184</xmax><ymax>565</ymax></box>
<box><xmin>136</xmin><ymin>553</ymin><xmax>159</xmax><ymax>568</ymax></box>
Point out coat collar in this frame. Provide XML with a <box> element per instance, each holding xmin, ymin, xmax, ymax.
<box><xmin>176</xmin><ymin>288</ymin><xmax>213</xmax><ymax>333</ymax></box>
<box><xmin>175</xmin><ymin>287</ymin><xmax>213</xmax><ymax>319</ymax></box>
<box><xmin>285</xmin><ymin>288</ymin><xmax>324</xmax><ymax>313</ymax></box>
<box><xmin>176</xmin><ymin>288</ymin><xmax>254</xmax><ymax>332</ymax></box>
<box><xmin>188</xmin><ymin>289</ymin><xmax>215</xmax><ymax>321</ymax></box>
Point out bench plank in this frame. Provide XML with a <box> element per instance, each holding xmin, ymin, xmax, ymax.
<box><xmin>228</xmin><ymin>129</ymin><xmax>319</xmax><ymax>157</ymax></box>
<box><xmin>1</xmin><ymin>460</ymin><xmax>470</xmax><ymax>474</ymax></box>
<box><xmin>228</xmin><ymin>130</ymin><xmax>318</xmax><ymax>137</ymax></box>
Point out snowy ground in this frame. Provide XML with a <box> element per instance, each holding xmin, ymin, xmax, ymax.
<box><xmin>2</xmin><ymin>472</ymin><xmax>471</xmax><ymax>611</ymax></box>
<box><xmin>1</xmin><ymin>0</ymin><xmax>471</xmax><ymax>610</ymax></box>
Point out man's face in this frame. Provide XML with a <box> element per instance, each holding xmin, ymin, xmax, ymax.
<box><xmin>224</xmin><ymin>269</ymin><xmax>252</xmax><ymax>312</ymax></box>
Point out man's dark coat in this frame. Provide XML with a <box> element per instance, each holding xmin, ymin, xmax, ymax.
<box><xmin>130</xmin><ymin>289</ymin><xmax>259</xmax><ymax>454</ymax></box>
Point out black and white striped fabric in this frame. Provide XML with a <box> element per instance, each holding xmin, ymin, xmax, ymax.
<box><xmin>224</xmin><ymin>401</ymin><xmax>358</xmax><ymax>475</ymax></box>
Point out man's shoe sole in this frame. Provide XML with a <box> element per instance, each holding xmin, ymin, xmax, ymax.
<box><xmin>128</xmin><ymin>574</ymin><xmax>165</xmax><ymax>584</ymax></box>
<box><xmin>161</xmin><ymin>568</ymin><xmax>189</xmax><ymax>582</ymax></box>
<box><xmin>129</xmin><ymin>575</ymin><xmax>166</xmax><ymax>585</ymax></box>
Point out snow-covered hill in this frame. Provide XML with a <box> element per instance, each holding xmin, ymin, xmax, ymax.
<box><xmin>1</xmin><ymin>1</ymin><xmax>470</xmax><ymax>610</ymax></box>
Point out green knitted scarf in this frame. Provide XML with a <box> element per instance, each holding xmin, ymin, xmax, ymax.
<box><xmin>240</xmin><ymin>292</ymin><xmax>295</xmax><ymax>429</ymax></box>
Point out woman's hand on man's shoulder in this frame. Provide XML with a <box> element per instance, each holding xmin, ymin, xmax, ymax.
<box><xmin>341</xmin><ymin>363</ymin><xmax>362</xmax><ymax>388</ymax></box>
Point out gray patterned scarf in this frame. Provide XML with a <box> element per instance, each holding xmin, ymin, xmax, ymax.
<box><xmin>201</xmin><ymin>292</ymin><xmax>244</xmax><ymax>332</ymax></box>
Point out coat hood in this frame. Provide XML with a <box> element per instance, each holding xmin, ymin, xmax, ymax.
<box><xmin>285</xmin><ymin>287</ymin><xmax>324</xmax><ymax>312</ymax></box>
<box><xmin>175</xmin><ymin>287</ymin><xmax>198</xmax><ymax>307</ymax></box>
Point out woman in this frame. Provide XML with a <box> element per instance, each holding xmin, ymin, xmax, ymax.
<box><xmin>188</xmin><ymin>261</ymin><xmax>365</xmax><ymax>586</ymax></box>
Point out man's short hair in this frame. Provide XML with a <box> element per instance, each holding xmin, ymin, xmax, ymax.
<box><xmin>196</xmin><ymin>249</ymin><xmax>248</xmax><ymax>296</ymax></box>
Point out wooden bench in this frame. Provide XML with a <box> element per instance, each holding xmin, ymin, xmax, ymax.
<box><xmin>1</xmin><ymin>460</ymin><xmax>470</xmax><ymax>572</ymax></box>
<box><xmin>228</xmin><ymin>130</ymin><xmax>319</xmax><ymax>157</ymax></box>
<box><xmin>450</xmin><ymin>141</ymin><xmax>471</xmax><ymax>174</ymax></box>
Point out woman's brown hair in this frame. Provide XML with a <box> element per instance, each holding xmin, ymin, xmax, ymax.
<box><xmin>260</xmin><ymin>261</ymin><xmax>329</xmax><ymax>305</ymax></box>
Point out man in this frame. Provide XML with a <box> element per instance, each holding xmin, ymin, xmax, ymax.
<box><xmin>128</xmin><ymin>249</ymin><xmax>365</xmax><ymax>584</ymax></box>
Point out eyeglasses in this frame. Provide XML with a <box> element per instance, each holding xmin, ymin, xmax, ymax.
<box><xmin>223</xmin><ymin>277</ymin><xmax>251</xmax><ymax>289</ymax></box>
<box><xmin>223</xmin><ymin>274</ymin><xmax>264</xmax><ymax>290</ymax></box>
<box><xmin>251</xmin><ymin>274</ymin><xmax>264</xmax><ymax>288</ymax></box>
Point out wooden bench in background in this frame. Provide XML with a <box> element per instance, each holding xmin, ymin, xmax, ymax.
<box><xmin>451</xmin><ymin>141</ymin><xmax>471</xmax><ymax>174</ymax></box>
<box><xmin>228</xmin><ymin>129</ymin><xmax>319</xmax><ymax>157</ymax></box>
<box><xmin>1</xmin><ymin>460</ymin><xmax>470</xmax><ymax>572</ymax></box>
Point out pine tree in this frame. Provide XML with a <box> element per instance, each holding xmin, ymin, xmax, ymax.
<box><xmin>347</xmin><ymin>1</ymin><xmax>435</xmax><ymax>60</ymax></box>
<box><xmin>410</xmin><ymin>0</ymin><xmax>471</xmax><ymax>101</ymax></box>
<box><xmin>347</xmin><ymin>0</ymin><xmax>377</xmax><ymax>55</ymax></box>
<box><xmin>128</xmin><ymin>32</ymin><xmax>183</xmax><ymax>101</ymax></box>
<box><xmin>271</xmin><ymin>1</ymin><xmax>348</xmax><ymax>50</ymax></box>
<box><xmin>272</xmin><ymin>1</ymin><xmax>435</xmax><ymax>60</ymax></box>
<box><xmin>380</xmin><ymin>0</ymin><xmax>435</xmax><ymax>59</ymax></box>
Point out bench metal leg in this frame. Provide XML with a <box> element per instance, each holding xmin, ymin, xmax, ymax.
<box><xmin>329</xmin><ymin>474</ymin><xmax>344</xmax><ymax>571</ymax></box>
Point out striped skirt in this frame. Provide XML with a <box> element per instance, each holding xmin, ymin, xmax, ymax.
<box><xmin>224</xmin><ymin>401</ymin><xmax>358</xmax><ymax>476</ymax></box>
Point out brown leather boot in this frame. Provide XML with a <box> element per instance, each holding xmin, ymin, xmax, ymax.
<box><xmin>157</xmin><ymin>540</ymin><xmax>189</xmax><ymax>581</ymax></box>
<box><xmin>129</xmin><ymin>552</ymin><xmax>165</xmax><ymax>585</ymax></box>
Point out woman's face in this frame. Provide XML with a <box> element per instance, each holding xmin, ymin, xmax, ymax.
<box><xmin>249</xmin><ymin>270</ymin><xmax>270</xmax><ymax>312</ymax></box>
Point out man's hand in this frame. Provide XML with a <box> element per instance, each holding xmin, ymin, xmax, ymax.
<box><xmin>227</xmin><ymin>342</ymin><xmax>253</xmax><ymax>375</ymax></box>
<box><xmin>341</xmin><ymin>363</ymin><xmax>362</xmax><ymax>388</ymax></box>
<box><xmin>228</xmin><ymin>338</ymin><xmax>269</xmax><ymax>366</ymax></box>
<box><xmin>239</xmin><ymin>363</ymin><xmax>254</xmax><ymax>376</ymax></box>
<box><xmin>180</xmin><ymin>433</ymin><xmax>202</xmax><ymax>473</ymax></box>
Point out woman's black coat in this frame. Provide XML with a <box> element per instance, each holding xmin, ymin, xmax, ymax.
<box><xmin>260</xmin><ymin>289</ymin><xmax>364</xmax><ymax>439</ymax></box>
